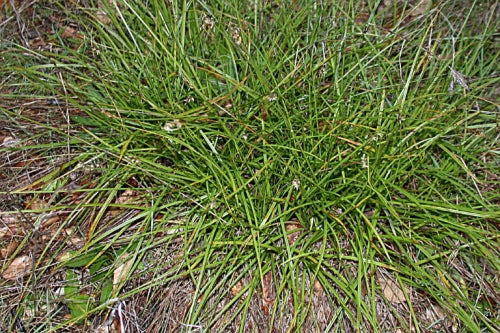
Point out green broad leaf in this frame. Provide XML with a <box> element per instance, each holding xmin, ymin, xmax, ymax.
<box><xmin>64</xmin><ymin>270</ymin><xmax>94</xmax><ymax>323</ymax></box>
<box><xmin>100</xmin><ymin>279</ymin><xmax>114</xmax><ymax>306</ymax></box>
<box><xmin>89</xmin><ymin>255</ymin><xmax>112</xmax><ymax>282</ymax></box>
<box><xmin>87</xmin><ymin>255</ymin><xmax>114</xmax><ymax>306</ymax></box>
<box><xmin>67</xmin><ymin>294</ymin><xmax>93</xmax><ymax>324</ymax></box>
<box><xmin>64</xmin><ymin>248</ymin><xmax>103</xmax><ymax>268</ymax></box>
<box><xmin>64</xmin><ymin>269</ymin><xmax>79</xmax><ymax>296</ymax></box>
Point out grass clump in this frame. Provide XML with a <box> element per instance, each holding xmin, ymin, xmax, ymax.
<box><xmin>1</xmin><ymin>0</ymin><xmax>499</xmax><ymax>331</ymax></box>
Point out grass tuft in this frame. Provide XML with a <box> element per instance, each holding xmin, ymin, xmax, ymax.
<box><xmin>1</xmin><ymin>0</ymin><xmax>499</xmax><ymax>331</ymax></box>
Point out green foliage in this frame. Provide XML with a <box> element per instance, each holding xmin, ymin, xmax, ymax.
<box><xmin>62</xmin><ymin>247</ymin><xmax>114</xmax><ymax>323</ymax></box>
<box><xmin>64</xmin><ymin>270</ymin><xmax>93</xmax><ymax>324</ymax></box>
<box><xmin>2</xmin><ymin>0</ymin><xmax>498</xmax><ymax>331</ymax></box>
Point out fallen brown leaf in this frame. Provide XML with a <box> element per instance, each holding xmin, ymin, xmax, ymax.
<box><xmin>115</xmin><ymin>189</ymin><xmax>138</xmax><ymax>205</ymax></box>
<box><xmin>313</xmin><ymin>278</ymin><xmax>324</xmax><ymax>298</ymax></box>
<box><xmin>285</xmin><ymin>219</ymin><xmax>302</xmax><ymax>245</ymax></box>
<box><xmin>61</xmin><ymin>26</ymin><xmax>83</xmax><ymax>39</ymax></box>
<box><xmin>2</xmin><ymin>255</ymin><xmax>33</xmax><ymax>280</ymax></box>
<box><xmin>231</xmin><ymin>280</ymin><xmax>243</xmax><ymax>296</ymax></box>
<box><xmin>261</xmin><ymin>270</ymin><xmax>275</xmax><ymax>315</ymax></box>
<box><xmin>96</xmin><ymin>10</ymin><xmax>111</xmax><ymax>25</ymax></box>
<box><xmin>0</xmin><ymin>240</ymin><xmax>20</xmax><ymax>259</ymax></box>
<box><xmin>113</xmin><ymin>252</ymin><xmax>134</xmax><ymax>295</ymax></box>
<box><xmin>0</xmin><ymin>225</ymin><xmax>23</xmax><ymax>239</ymax></box>
<box><xmin>377</xmin><ymin>274</ymin><xmax>408</xmax><ymax>304</ymax></box>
